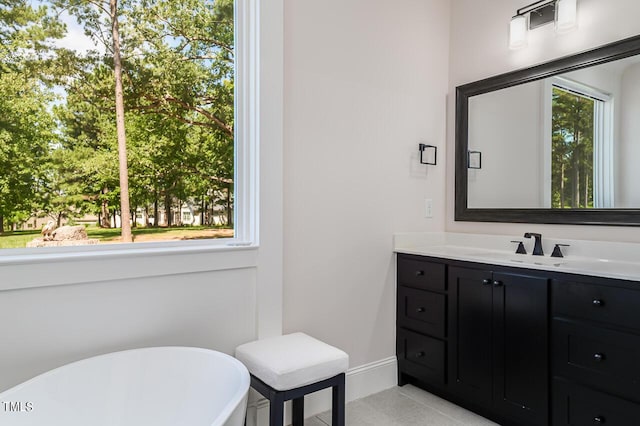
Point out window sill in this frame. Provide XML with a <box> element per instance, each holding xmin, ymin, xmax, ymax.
<box><xmin>0</xmin><ymin>241</ymin><xmax>259</xmax><ymax>292</ymax></box>
<box><xmin>0</xmin><ymin>239</ymin><xmax>256</xmax><ymax>265</ymax></box>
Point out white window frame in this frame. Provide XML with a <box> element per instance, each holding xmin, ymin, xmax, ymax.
<box><xmin>542</xmin><ymin>77</ymin><xmax>614</xmax><ymax>208</ymax></box>
<box><xmin>0</xmin><ymin>0</ymin><xmax>259</xmax><ymax>263</ymax></box>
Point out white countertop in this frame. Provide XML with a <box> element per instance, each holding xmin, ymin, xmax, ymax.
<box><xmin>394</xmin><ymin>232</ymin><xmax>640</xmax><ymax>282</ymax></box>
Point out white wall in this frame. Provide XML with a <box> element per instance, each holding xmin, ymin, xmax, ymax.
<box><xmin>0</xmin><ymin>0</ymin><xmax>284</xmax><ymax>393</ymax></box>
<box><xmin>468</xmin><ymin>81</ymin><xmax>543</xmax><ymax>208</ymax></box>
<box><xmin>618</xmin><ymin>62</ymin><xmax>640</xmax><ymax>207</ymax></box>
<box><xmin>283</xmin><ymin>0</ymin><xmax>450</xmax><ymax>369</ymax></box>
<box><xmin>447</xmin><ymin>0</ymin><xmax>640</xmax><ymax>241</ymax></box>
<box><xmin>0</xmin><ymin>258</ymin><xmax>256</xmax><ymax>391</ymax></box>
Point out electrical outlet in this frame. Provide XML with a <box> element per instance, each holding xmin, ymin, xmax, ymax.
<box><xmin>425</xmin><ymin>199</ymin><xmax>433</xmax><ymax>218</ymax></box>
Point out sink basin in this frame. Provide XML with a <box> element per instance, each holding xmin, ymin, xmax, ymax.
<box><xmin>472</xmin><ymin>251</ymin><xmax>566</xmax><ymax>267</ymax></box>
<box><xmin>506</xmin><ymin>256</ymin><xmax>566</xmax><ymax>267</ymax></box>
<box><xmin>438</xmin><ymin>247</ymin><xmax>567</xmax><ymax>267</ymax></box>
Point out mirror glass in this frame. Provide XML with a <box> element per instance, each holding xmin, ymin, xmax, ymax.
<box><xmin>467</xmin><ymin>55</ymin><xmax>640</xmax><ymax>209</ymax></box>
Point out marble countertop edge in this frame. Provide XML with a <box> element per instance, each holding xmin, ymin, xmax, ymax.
<box><xmin>393</xmin><ymin>232</ymin><xmax>640</xmax><ymax>282</ymax></box>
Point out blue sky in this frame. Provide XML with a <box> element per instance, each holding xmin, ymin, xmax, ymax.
<box><xmin>31</xmin><ymin>0</ymin><xmax>101</xmax><ymax>54</ymax></box>
<box><xmin>54</xmin><ymin>10</ymin><xmax>101</xmax><ymax>53</ymax></box>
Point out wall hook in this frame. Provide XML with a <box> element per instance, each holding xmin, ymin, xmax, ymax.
<box><xmin>468</xmin><ymin>150</ymin><xmax>482</xmax><ymax>169</ymax></box>
<box><xmin>419</xmin><ymin>144</ymin><xmax>437</xmax><ymax>166</ymax></box>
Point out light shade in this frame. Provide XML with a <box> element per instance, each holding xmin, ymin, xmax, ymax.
<box><xmin>509</xmin><ymin>15</ymin><xmax>528</xmax><ymax>50</ymax></box>
<box><xmin>556</xmin><ymin>0</ymin><xmax>577</xmax><ymax>33</ymax></box>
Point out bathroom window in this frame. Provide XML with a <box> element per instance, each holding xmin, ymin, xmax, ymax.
<box><xmin>545</xmin><ymin>77</ymin><xmax>614</xmax><ymax>208</ymax></box>
<box><xmin>0</xmin><ymin>0</ymin><xmax>255</xmax><ymax>252</ymax></box>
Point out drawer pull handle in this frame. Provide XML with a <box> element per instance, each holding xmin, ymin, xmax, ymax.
<box><xmin>482</xmin><ymin>279</ymin><xmax>492</xmax><ymax>285</ymax></box>
<box><xmin>594</xmin><ymin>416</ymin><xmax>605</xmax><ymax>424</ymax></box>
<box><xmin>594</xmin><ymin>353</ymin><xmax>606</xmax><ymax>362</ymax></box>
<box><xmin>592</xmin><ymin>299</ymin><xmax>604</xmax><ymax>307</ymax></box>
<box><xmin>415</xmin><ymin>270</ymin><xmax>425</xmax><ymax>277</ymax></box>
<box><xmin>416</xmin><ymin>351</ymin><xmax>425</xmax><ymax>358</ymax></box>
<box><xmin>416</xmin><ymin>307</ymin><xmax>426</xmax><ymax>313</ymax></box>
<box><xmin>493</xmin><ymin>280</ymin><xmax>503</xmax><ymax>287</ymax></box>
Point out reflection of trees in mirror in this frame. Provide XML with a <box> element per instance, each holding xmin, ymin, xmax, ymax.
<box><xmin>0</xmin><ymin>0</ymin><xmax>235</xmax><ymax>246</ymax></box>
<box><xmin>551</xmin><ymin>87</ymin><xmax>595</xmax><ymax>209</ymax></box>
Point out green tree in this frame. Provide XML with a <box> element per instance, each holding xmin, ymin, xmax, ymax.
<box><xmin>1</xmin><ymin>0</ymin><xmax>236</xmax><ymax>239</ymax></box>
<box><xmin>125</xmin><ymin>112</ymin><xmax>189</xmax><ymax>227</ymax></box>
<box><xmin>551</xmin><ymin>87</ymin><xmax>594</xmax><ymax>209</ymax></box>
<box><xmin>0</xmin><ymin>0</ymin><xmax>64</xmax><ymax>232</ymax></box>
<box><xmin>126</xmin><ymin>0</ymin><xmax>235</xmax><ymax>225</ymax></box>
<box><xmin>41</xmin><ymin>148</ymin><xmax>93</xmax><ymax>226</ymax></box>
<box><xmin>56</xmin><ymin>0</ymin><xmax>235</xmax><ymax>234</ymax></box>
<box><xmin>126</xmin><ymin>0</ymin><xmax>234</xmax><ymax>136</ymax></box>
<box><xmin>54</xmin><ymin>64</ymin><xmax>121</xmax><ymax>228</ymax></box>
<box><xmin>0</xmin><ymin>0</ymin><xmax>64</xmax><ymax>71</ymax></box>
<box><xmin>0</xmin><ymin>74</ymin><xmax>56</xmax><ymax>233</ymax></box>
<box><xmin>55</xmin><ymin>0</ymin><xmax>133</xmax><ymax>240</ymax></box>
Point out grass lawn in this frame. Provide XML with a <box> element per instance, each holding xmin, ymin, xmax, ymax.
<box><xmin>0</xmin><ymin>230</ymin><xmax>41</xmax><ymax>249</ymax></box>
<box><xmin>0</xmin><ymin>226</ymin><xmax>234</xmax><ymax>249</ymax></box>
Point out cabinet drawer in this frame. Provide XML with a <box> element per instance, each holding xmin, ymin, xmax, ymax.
<box><xmin>553</xmin><ymin>319</ymin><xmax>640</xmax><ymax>401</ymax></box>
<box><xmin>553</xmin><ymin>378</ymin><xmax>640</xmax><ymax>425</ymax></box>
<box><xmin>397</xmin><ymin>286</ymin><xmax>446</xmax><ymax>338</ymax></box>
<box><xmin>553</xmin><ymin>280</ymin><xmax>640</xmax><ymax>331</ymax></box>
<box><xmin>397</xmin><ymin>255</ymin><xmax>445</xmax><ymax>292</ymax></box>
<box><xmin>397</xmin><ymin>328</ymin><xmax>445</xmax><ymax>384</ymax></box>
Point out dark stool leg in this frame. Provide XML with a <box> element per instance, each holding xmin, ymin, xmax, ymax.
<box><xmin>331</xmin><ymin>373</ymin><xmax>346</xmax><ymax>426</ymax></box>
<box><xmin>292</xmin><ymin>396</ymin><xmax>304</xmax><ymax>426</ymax></box>
<box><xmin>269</xmin><ymin>392</ymin><xmax>285</xmax><ymax>426</ymax></box>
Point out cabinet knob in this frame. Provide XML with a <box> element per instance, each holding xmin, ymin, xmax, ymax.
<box><xmin>592</xmin><ymin>299</ymin><xmax>604</xmax><ymax>307</ymax></box>
<box><xmin>482</xmin><ymin>279</ymin><xmax>492</xmax><ymax>285</ymax></box>
<box><xmin>415</xmin><ymin>270</ymin><xmax>425</xmax><ymax>277</ymax></box>
<box><xmin>416</xmin><ymin>307</ymin><xmax>425</xmax><ymax>313</ymax></box>
<box><xmin>415</xmin><ymin>351</ymin><xmax>425</xmax><ymax>358</ymax></box>
<box><xmin>594</xmin><ymin>353</ymin><xmax>606</xmax><ymax>362</ymax></box>
<box><xmin>593</xmin><ymin>416</ymin><xmax>605</xmax><ymax>424</ymax></box>
<box><xmin>493</xmin><ymin>280</ymin><xmax>503</xmax><ymax>287</ymax></box>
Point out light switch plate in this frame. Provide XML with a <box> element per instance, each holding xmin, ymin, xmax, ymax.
<box><xmin>425</xmin><ymin>199</ymin><xmax>433</xmax><ymax>218</ymax></box>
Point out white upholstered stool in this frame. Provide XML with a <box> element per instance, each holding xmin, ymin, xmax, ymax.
<box><xmin>235</xmin><ymin>332</ymin><xmax>349</xmax><ymax>426</ymax></box>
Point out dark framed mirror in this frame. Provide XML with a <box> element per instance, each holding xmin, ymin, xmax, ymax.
<box><xmin>455</xmin><ymin>35</ymin><xmax>640</xmax><ymax>226</ymax></box>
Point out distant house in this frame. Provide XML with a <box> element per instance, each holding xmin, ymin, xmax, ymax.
<box><xmin>19</xmin><ymin>203</ymin><xmax>229</xmax><ymax>231</ymax></box>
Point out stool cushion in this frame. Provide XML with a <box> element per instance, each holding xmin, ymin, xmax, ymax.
<box><xmin>235</xmin><ymin>333</ymin><xmax>349</xmax><ymax>391</ymax></box>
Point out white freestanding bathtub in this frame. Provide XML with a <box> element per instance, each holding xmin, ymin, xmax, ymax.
<box><xmin>0</xmin><ymin>347</ymin><xmax>249</xmax><ymax>426</ymax></box>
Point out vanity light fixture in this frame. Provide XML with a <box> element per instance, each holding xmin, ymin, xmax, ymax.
<box><xmin>509</xmin><ymin>0</ymin><xmax>578</xmax><ymax>50</ymax></box>
<box><xmin>509</xmin><ymin>14</ymin><xmax>528</xmax><ymax>50</ymax></box>
<box><xmin>555</xmin><ymin>0</ymin><xmax>577</xmax><ymax>33</ymax></box>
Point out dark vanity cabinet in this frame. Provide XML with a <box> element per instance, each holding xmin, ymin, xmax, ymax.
<box><xmin>448</xmin><ymin>266</ymin><xmax>548</xmax><ymax>426</ymax></box>
<box><xmin>397</xmin><ymin>253</ymin><xmax>640</xmax><ymax>425</ymax></box>
<box><xmin>396</xmin><ymin>254</ymin><xmax>549</xmax><ymax>426</ymax></box>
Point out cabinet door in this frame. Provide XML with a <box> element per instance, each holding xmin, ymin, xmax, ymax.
<box><xmin>448</xmin><ymin>266</ymin><xmax>493</xmax><ymax>406</ymax></box>
<box><xmin>493</xmin><ymin>272</ymin><xmax>549</xmax><ymax>426</ymax></box>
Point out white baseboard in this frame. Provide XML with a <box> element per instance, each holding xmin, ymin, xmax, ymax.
<box><xmin>343</xmin><ymin>356</ymin><xmax>398</xmax><ymax>404</ymax></box>
<box><xmin>246</xmin><ymin>356</ymin><xmax>397</xmax><ymax>425</ymax></box>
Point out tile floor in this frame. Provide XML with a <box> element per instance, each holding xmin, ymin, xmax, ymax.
<box><xmin>310</xmin><ymin>385</ymin><xmax>498</xmax><ymax>426</ymax></box>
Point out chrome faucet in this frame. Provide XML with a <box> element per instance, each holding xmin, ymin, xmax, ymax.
<box><xmin>524</xmin><ymin>232</ymin><xmax>544</xmax><ymax>256</ymax></box>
